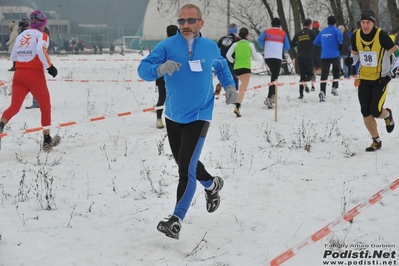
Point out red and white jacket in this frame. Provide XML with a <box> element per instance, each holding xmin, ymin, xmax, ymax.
<box><xmin>258</xmin><ymin>27</ymin><xmax>291</xmax><ymax>60</ymax></box>
<box><xmin>10</xmin><ymin>28</ymin><xmax>52</xmax><ymax>70</ymax></box>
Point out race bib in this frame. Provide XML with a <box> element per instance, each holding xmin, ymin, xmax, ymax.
<box><xmin>188</xmin><ymin>60</ymin><xmax>202</xmax><ymax>72</ymax></box>
<box><xmin>359</xmin><ymin>51</ymin><xmax>377</xmax><ymax>67</ymax></box>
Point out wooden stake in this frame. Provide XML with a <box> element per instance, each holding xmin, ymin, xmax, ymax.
<box><xmin>274</xmin><ymin>81</ymin><xmax>278</xmax><ymax>122</ymax></box>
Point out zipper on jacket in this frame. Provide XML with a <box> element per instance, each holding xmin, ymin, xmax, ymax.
<box><xmin>188</xmin><ymin>38</ymin><xmax>196</xmax><ymax>61</ymax></box>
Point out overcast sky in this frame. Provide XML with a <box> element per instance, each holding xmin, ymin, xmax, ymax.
<box><xmin>2</xmin><ymin>0</ymin><xmax>150</xmax><ymax>31</ymax></box>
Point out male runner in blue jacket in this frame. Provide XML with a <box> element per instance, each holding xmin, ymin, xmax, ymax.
<box><xmin>138</xmin><ymin>3</ymin><xmax>237</xmax><ymax>240</ymax></box>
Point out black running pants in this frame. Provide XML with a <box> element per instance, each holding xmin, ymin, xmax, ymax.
<box><xmin>165</xmin><ymin>119</ymin><xmax>213</xmax><ymax>220</ymax></box>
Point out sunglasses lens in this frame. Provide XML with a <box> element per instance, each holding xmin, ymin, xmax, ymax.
<box><xmin>30</xmin><ymin>13</ymin><xmax>45</xmax><ymax>22</ymax></box>
<box><xmin>177</xmin><ymin>18</ymin><xmax>199</xmax><ymax>25</ymax></box>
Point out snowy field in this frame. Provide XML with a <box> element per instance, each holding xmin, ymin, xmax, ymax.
<box><xmin>0</xmin><ymin>52</ymin><xmax>398</xmax><ymax>266</ymax></box>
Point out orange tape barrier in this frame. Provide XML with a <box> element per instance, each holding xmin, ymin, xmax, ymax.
<box><xmin>215</xmin><ymin>77</ymin><xmax>362</xmax><ymax>98</ymax></box>
<box><xmin>1</xmin><ymin>76</ymin><xmax>397</xmax><ymax>137</ymax></box>
<box><xmin>0</xmin><ymin>106</ymin><xmax>164</xmax><ymax>139</ymax></box>
<box><xmin>0</xmin><ymin>78</ymin><xmax>170</xmax><ymax>84</ymax></box>
<box><xmin>1</xmin><ymin>76</ymin><xmax>362</xmax><ymax>87</ymax></box>
<box><xmin>53</xmin><ymin>58</ymin><xmax>143</xmax><ymax>62</ymax></box>
<box><xmin>266</xmin><ymin>178</ymin><xmax>399</xmax><ymax>266</ymax></box>
<box><xmin>4</xmin><ymin>58</ymin><xmax>143</xmax><ymax>62</ymax></box>
<box><xmin>0</xmin><ymin>79</ymin><xmax>145</xmax><ymax>84</ymax></box>
<box><xmin>46</xmin><ymin>78</ymin><xmax>145</xmax><ymax>83</ymax></box>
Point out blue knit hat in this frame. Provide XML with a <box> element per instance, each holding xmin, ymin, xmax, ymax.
<box><xmin>228</xmin><ymin>23</ymin><xmax>237</xmax><ymax>34</ymax></box>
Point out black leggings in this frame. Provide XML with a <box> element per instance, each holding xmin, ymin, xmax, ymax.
<box><xmin>297</xmin><ymin>56</ymin><xmax>314</xmax><ymax>95</ymax></box>
<box><xmin>228</xmin><ymin>63</ymin><xmax>239</xmax><ymax>90</ymax></box>
<box><xmin>156</xmin><ymin>77</ymin><xmax>166</xmax><ymax>119</ymax></box>
<box><xmin>265</xmin><ymin>58</ymin><xmax>282</xmax><ymax>98</ymax></box>
<box><xmin>165</xmin><ymin>118</ymin><xmax>213</xmax><ymax>220</ymax></box>
<box><xmin>320</xmin><ymin>57</ymin><xmax>340</xmax><ymax>93</ymax></box>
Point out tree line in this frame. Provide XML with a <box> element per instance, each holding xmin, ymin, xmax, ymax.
<box><xmin>156</xmin><ymin>0</ymin><xmax>399</xmax><ymax>52</ymax></box>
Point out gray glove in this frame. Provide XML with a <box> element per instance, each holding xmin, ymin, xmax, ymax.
<box><xmin>157</xmin><ymin>60</ymin><xmax>181</xmax><ymax>76</ymax></box>
<box><xmin>225</xmin><ymin>85</ymin><xmax>238</xmax><ymax>105</ymax></box>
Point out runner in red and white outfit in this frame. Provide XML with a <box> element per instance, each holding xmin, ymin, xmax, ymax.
<box><xmin>0</xmin><ymin>10</ymin><xmax>60</xmax><ymax>151</ymax></box>
<box><xmin>258</xmin><ymin>17</ymin><xmax>291</xmax><ymax>109</ymax></box>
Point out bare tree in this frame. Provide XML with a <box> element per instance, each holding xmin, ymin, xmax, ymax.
<box><xmin>156</xmin><ymin>0</ymin><xmax>213</xmax><ymax>16</ymax></box>
<box><xmin>343</xmin><ymin>0</ymin><xmax>356</xmax><ymax>29</ymax></box>
<box><xmin>153</xmin><ymin>0</ymin><xmax>391</xmax><ymax>39</ymax></box>
<box><xmin>388</xmin><ymin>0</ymin><xmax>399</xmax><ymax>31</ymax></box>
<box><xmin>357</xmin><ymin>0</ymin><xmax>378</xmax><ymax>12</ymax></box>
<box><xmin>290</xmin><ymin>0</ymin><xmax>305</xmax><ymax>38</ymax></box>
<box><xmin>276</xmin><ymin>0</ymin><xmax>289</xmax><ymax>39</ymax></box>
<box><xmin>213</xmin><ymin>0</ymin><xmax>270</xmax><ymax>36</ymax></box>
<box><xmin>260</xmin><ymin>0</ymin><xmax>274</xmax><ymax>18</ymax></box>
<box><xmin>356</xmin><ymin>0</ymin><xmax>379</xmax><ymax>26</ymax></box>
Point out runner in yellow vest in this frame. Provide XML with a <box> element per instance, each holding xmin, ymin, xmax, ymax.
<box><xmin>345</xmin><ymin>10</ymin><xmax>399</xmax><ymax>152</ymax></box>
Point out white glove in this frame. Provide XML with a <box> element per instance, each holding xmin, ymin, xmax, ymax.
<box><xmin>225</xmin><ymin>85</ymin><xmax>238</xmax><ymax>105</ymax></box>
<box><xmin>389</xmin><ymin>55</ymin><xmax>399</xmax><ymax>75</ymax></box>
<box><xmin>157</xmin><ymin>60</ymin><xmax>181</xmax><ymax>76</ymax></box>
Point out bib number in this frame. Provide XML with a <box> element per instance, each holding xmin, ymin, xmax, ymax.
<box><xmin>359</xmin><ymin>51</ymin><xmax>377</xmax><ymax>67</ymax></box>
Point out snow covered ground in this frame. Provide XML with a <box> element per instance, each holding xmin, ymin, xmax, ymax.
<box><xmin>0</xmin><ymin>52</ymin><xmax>398</xmax><ymax>266</ymax></box>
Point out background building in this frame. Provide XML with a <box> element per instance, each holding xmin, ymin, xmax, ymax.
<box><xmin>0</xmin><ymin>0</ymin><xmax>149</xmax><ymax>51</ymax></box>
<box><xmin>141</xmin><ymin>0</ymin><xmax>235</xmax><ymax>43</ymax></box>
<box><xmin>0</xmin><ymin>0</ymin><xmax>237</xmax><ymax>53</ymax></box>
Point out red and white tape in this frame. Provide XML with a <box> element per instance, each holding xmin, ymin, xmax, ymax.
<box><xmin>47</xmin><ymin>78</ymin><xmax>145</xmax><ymax>83</ymax></box>
<box><xmin>56</xmin><ymin>58</ymin><xmax>143</xmax><ymax>62</ymax></box>
<box><xmin>0</xmin><ymin>79</ymin><xmax>145</xmax><ymax>84</ymax></box>
<box><xmin>266</xmin><ymin>178</ymin><xmax>399</xmax><ymax>266</ymax></box>
<box><xmin>0</xmin><ymin>106</ymin><xmax>163</xmax><ymax>139</ymax></box>
<box><xmin>4</xmin><ymin>58</ymin><xmax>143</xmax><ymax>62</ymax></box>
<box><xmin>0</xmin><ymin>76</ymin><xmax>359</xmax><ymax>87</ymax></box>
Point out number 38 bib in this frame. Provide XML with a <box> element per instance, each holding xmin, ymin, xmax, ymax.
<box><xmin>359</xmin><ymin>51</ymin><xmax>378</xmax><ymax>67</ymax></box>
